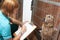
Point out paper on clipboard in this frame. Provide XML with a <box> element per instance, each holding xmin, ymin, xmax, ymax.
<box><xmin>20</xmin><ymin>22</ymin><xmax>36</xmax><ymax>40</ymax></box>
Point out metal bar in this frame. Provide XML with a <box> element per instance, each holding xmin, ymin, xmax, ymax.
<box><xmin>32</xmin><ymin>0</ymin><xmax>38</xmax><ymax>21</ymax></box>
<box><xmin>31</xmin><ymin>6</ymin><xmax>55</xmax><ymax>15</ymax></box>
<box><xmin>34</xmin><ymin>14</ymin><xmax>44</xmax><ymax>22</ymax></box>
<box><xmin>38</xmin><ymin>0</ymin><xmax>60</xmax><ymax>6</ymax></box>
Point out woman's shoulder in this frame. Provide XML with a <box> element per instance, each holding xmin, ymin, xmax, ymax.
<box><xmin>0</xmin><ymin>10</ymin><xmax>4</xmax><ymax>17</ymax></box>
<box><xmin>0</xmin><ymin>10</ymin><xmax>10</xmax><ymax>24</ymax></box>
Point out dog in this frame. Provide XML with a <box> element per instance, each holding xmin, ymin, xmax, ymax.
<box><xmin>41</xmin><ymin>15</ymin><xmax>57</xmax><ymax>40</ymax></box>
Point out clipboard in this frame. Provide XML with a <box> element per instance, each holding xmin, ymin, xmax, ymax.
<box><xmin>20</xmin><ymin>22</ymin><xmax>36</xmax><ymax>40</ymax></box>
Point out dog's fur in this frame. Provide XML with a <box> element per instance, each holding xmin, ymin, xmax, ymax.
<box><xmin>41</xmin><ymin>15</ymin><xmax>57</xmax><ymax>40</ymax></box>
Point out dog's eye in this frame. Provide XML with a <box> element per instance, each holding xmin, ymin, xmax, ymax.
<box><xmin>45</xmin><ymin>22</ymin><xmax>48</xmax><ymax>24</ymax></box>
<box><xmin>48</xmin><ymin>16</ymin><xmax>50</xmax><ymax>18</ymax></box>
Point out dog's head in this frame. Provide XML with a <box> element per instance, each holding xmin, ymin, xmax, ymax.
<box><xmin>44</xmin><ymin>15</ymin><xmax>54</xmax><ymax>28</ymax></box>
<box><xmin>45</xmin><ymin>15</ymin><xmax>54</xmax><ymax>22</ymax></box>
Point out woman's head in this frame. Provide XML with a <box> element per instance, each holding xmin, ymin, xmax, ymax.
<box><xmin>1</xmin><ymin>0</ymin><xmax>19</xmax><ymax>14</ymax></box>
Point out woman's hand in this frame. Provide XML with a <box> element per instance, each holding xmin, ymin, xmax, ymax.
<box><xmin>21</xmin><ymin>25</ymin><xmax>26</xmax><ymax>35</ymax></box>
<box><xmin>21</xmin><ymin>21</ymin><xmax>29</xmax><ymax>35</ymax></box>
<box><xmin>13</xmin><ymin>34</ymin><xmax>21</xmax><ymax>40</ymax></box>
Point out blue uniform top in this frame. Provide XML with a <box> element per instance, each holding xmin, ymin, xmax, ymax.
<box><xmin>0</xmin><ymin>10</ymin><xmax>12</xmax><ymax>40</ymax></box>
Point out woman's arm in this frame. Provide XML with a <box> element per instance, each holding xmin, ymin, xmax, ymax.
<box><xmin>9</xmin><ymin>16</ymin><xmax>28</xmax><ymax>26</ymax></box>
<box><xmin>9</xmin><ymin>35</ymin><xmax>20</xmax><ymax>40</ymax></box>
<box><xmin>9</xmin><ymin>17</ymin><xmax>23</xmax><ymax>26</ymax></box>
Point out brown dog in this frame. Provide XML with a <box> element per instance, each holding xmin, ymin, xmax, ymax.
<box><xmin>41</xmin><ymin>15</ymin><xmax>57</xmax><ymax>40</ymax></box>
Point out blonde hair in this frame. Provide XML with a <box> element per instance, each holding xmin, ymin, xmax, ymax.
<box><xmin>1</xmin><ymin>0</ymin><xmax>19</xmax><ymax>13</ymax></box>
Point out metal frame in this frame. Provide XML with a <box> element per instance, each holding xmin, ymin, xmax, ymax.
<box><xmin>31</xmin><ymin>0</ymin><xmax>38</xmax><ymax>22</ymax></box>
<box><xmin>38</xmin><ymin>0</ymin><xmax>60</xmax><ymax>6</ymax></box>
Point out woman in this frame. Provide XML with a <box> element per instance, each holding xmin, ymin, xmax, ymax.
<box><xmin>0</xmin><ymin>0</ymin><xmax>26</xmax><ymax>40</ymax></box>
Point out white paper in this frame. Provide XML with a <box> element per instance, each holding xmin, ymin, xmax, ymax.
<box><xmin>15</xmin><ymin>28</ymin><xmax>21</xmax><ymax>35</ymax></box>
<box><xmin>20</xmin><ymin>22</ymin><xmax>36</xmax><ymax>40</ymax></box>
